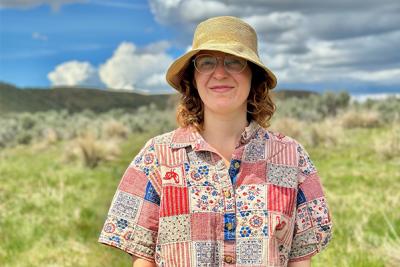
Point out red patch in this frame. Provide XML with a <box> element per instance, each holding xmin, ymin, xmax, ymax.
<box><xmin>191</xmin><ymin>213</ymin><xmax>223</xmax><ymax>240</ymax></box>
<box><xmin>118</xmin><ymin>167</ymin><xmax>147</xmax><ymax>196</ymax></box>
<box><xmin>160</xmin><ymin>186</ymin><xmax>189</xmax><ymax>217</ymax></box>
<box><xmin>268</xmin><ymin>184</ymin><xmax>296</xmax><ymax>217</ymax></box>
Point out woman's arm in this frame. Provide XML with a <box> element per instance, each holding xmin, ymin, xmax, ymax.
<box><xmin>288</xmin><ymin>259</ymin><xmax>311</xmax><ymax>267</ymax></box>
<box><xmin>132</xmin><ymin>256</ymin><xmax>157</xmax><ymax>267</ymax></box>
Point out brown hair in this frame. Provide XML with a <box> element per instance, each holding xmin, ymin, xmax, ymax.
<box><xmin>176</xmin><ymin>62</ymin><xmax>276</xmax><ymax>131</ymax></box>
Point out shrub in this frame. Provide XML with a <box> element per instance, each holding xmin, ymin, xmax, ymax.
<box><xmin>304</xmin><ymin>119</ymin><xmax>343</xmax><ymax>148</ymax></box>
<box><xmin>17</xmin><ymin>131</ymin><xmax>33</xmax><ymax>145</ymax></box>
<box><xmin>355</xmin><ymin>96</ymin><xmax>400</xmax><ymax>124</ymax></box>
<box><xmin>269</xmin><ymin>117</ymin><xmax>304</xmax><ymax>141</ymax></box>
<box><xmin>269</xmin><ymin>117</ymin><xmax>343</xmax><ymax>148</ymax></box>
<box><xmin>339</xmin><ymin>110</ymin><xmax>381</xmax><ymax>128</ymax></box>
<box><xmin>0</xmin><ymin>105</ymin><xmax>176</xmax><ymax>150</ymax></box>
<box><xmin>41</xmin><ymin>128</ymin><xmax>59</xmax><ymax>144</ymax></box>
<box><xmin>20</xmin><ymin>113</ymin><xmax>36</xmax><ymax>130</ymax></box>
<box><xmin>102</xmin><ymin>120</ymin><xmax>129</xmax><ymax>139</ymax></box>
<box><xmin>67</xmin><ymin>132</ymin><xmax>120</xmax><ymax>168</ymax></box>
<box><xmin>275</xmin><ymin>91</ymin><xmax>351</xmax><ymax>122</ymax></box>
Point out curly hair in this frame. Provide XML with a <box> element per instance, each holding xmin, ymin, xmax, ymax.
<box><xmin>176</xmin><ymin>62</ymin><xmax>276</xmax><ymax>131</ymax></box>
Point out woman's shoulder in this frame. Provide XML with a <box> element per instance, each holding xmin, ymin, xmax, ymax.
<box><xmin>150</xmin><ymin>128</ymin><xmax>178</xmax><ymax>144</ymax></box>
<box><xmin>145</xmin><ymin>126</ymin><xmax>193</xmax><ymax>147</ymax></box>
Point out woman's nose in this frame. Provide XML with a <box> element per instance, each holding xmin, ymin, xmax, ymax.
<box><xmin>212</xmin><ymin>60</ymin><xmax>228</xmax><ymax>78</ymax></box>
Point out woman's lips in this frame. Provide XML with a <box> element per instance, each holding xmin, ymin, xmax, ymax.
<box><xmin>209</xmin><ymin>85</ymin><xmax>234</xmax><ymax>92</ymax></box>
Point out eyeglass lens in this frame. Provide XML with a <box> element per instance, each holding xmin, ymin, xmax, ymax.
<box><xmin>194</xmin><ymin>55</ymin><xmax>247</xmax><ymax>74</ymax></box>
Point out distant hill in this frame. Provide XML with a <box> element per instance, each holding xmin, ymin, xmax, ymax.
<box><xmin>0</xmin><ymin>82</ymin><xmax>174</xmax><ymax>114</ymax></box>
<box><xmin>0</xmin><ymin>82</ymin><xmax>317</xmax><ymax>114</ymax></box>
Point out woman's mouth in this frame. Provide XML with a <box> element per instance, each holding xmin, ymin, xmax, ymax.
<box><xmin>209</xmin><ymin>85</ymin><xmax>234</xmax><ymax>92</ymax></box>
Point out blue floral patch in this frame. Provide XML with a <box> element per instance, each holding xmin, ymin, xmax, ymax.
<box><xmin>228</xmin><ymin>159</ymin><xmax>241</xmax><ymax>184</ymax></box>
<box><xmin>240</xmin><ymin>226</ymin><xmax>252</xmax><ymax>237</ymax></box>
<box><xmin>224</xmin><ymin>213</ymin><xmax>236</xmax><ymax>241</ymax></box>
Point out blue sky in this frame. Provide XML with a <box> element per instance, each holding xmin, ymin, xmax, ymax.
<box><xmin>0</xmin><ymin>0</ymin><xmax>399</xmax><ymax>94</ymax></box>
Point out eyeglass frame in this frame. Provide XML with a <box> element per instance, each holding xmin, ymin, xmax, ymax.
<box><xmin>192</xmin><ymin>54</ymin><xmax>248</xmax><ymax>74</ymax></box>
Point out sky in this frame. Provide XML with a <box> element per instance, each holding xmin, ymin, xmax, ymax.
<box><xmin>0</xmin><ymin>0</ymin><xmax>399</xmax><ymax>95</ymax></box>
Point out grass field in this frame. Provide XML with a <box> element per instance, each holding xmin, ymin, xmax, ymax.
<box><xmin>0</xmin><ymin>123</ymin><xmax>399</xmax><ymax>266</ymax></box>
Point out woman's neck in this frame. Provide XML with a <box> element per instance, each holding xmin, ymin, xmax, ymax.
<box><xmin>200</xmin><ymin>109</ymin><xmax>249</xmax><ymax>162</ymax></box>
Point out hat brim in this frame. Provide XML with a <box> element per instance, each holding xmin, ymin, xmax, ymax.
<box><xmin>166</xmin><ymin>46</ymin><xmax>277</xmax><ymax>91</ymax></box>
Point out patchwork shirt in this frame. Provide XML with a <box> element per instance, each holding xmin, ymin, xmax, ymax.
<box><xmin>98</xmin><ymin>121</ymin><xmax>333</xmax><ymax>266</ymax></box>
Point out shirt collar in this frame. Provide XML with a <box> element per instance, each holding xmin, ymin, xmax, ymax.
<box><xmin>170</xmin><ymin>120</ymin><xmax>261</xmax><ymax>150</ymax></box>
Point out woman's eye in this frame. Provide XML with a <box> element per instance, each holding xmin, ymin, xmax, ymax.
<box><xmin>199</xmin><ymin>58</ymin><xmax>215</xmax><ymax>67</ymax></box>
<box><xmin>226</xmin><ymin>59</ymin><xmax>242</xmax><ymax>66</ymax></box>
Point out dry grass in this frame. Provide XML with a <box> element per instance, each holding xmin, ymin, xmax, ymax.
<box><xmin>42</xmin><ymin>128</ymin><xmax>59</xmax><ymax>144</ymax></box>
<box><xmin>339</xmin><ymin>109</ymin><xmax>381</xmax><ymax>129</ymax></box>
<box><xmin>270</xmin><ymin>117</ymin><xmax>344</xmax><ymax>148</ymax></box>
<box><xmin>269</xmin><ymin>117</ymin><xmax>304</xmax><ymax>141</ymax></box>
<box><xmin>64</xmin><ymin>131</ymin><xmax>120</xmax><ymax>168</ymax></box>
<box><xmin>305</xmin><ymin>119</ymin><xmax>344</xmax><ymax>148</ymax></box>
<box><xmin>374</xmin><ymin>123</ymin><xmax>400</xmax><ymax>160</ymax></box>
<box><xmin>102</xmin><ymin>119</ymin><xmax>129</xmax><ymax>139</ymax></box>
<box><xmin>374</xmin><ymin>211</ymin><xmax>400</xmax><ymax>267</ymax></box>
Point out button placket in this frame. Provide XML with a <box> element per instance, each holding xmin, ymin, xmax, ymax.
<box><xmin>217</xmin><ymin>161</ymin><xmax>236</xmax><ymax>213</ymax></box>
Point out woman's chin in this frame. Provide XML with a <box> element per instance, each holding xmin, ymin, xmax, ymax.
<box><xmin>206</xmin><ymin>104</ymin><xmax>246</xmax><ymax>116</ymax></box>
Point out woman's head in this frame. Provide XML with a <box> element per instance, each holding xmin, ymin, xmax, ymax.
<box><xmin>167</xmin><ymin>16</ymin><xmax>277</xmax><ymax>130</ymax></box>
<box><xmin>176</xmin><ymin>57</ymin><xmax>276</xmax><ymax>131</ymax></box>
<box><xmin>193</xmin><ymin>51</ymin><xmax>253</xmax><ymax>122</ymax></box>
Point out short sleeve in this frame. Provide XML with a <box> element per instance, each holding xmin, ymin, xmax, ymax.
<box><xmin>98</xmin><ymin>138</ymin><xmax>162</xmax><ymax>262</ymax></box>
<box><xmin>289</xmin><ymin>143</ymin><xmax>333</xmax><ymax>262</ymax></box>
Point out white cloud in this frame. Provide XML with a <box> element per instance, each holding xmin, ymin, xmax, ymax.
<box><xmin>348</xmin><ymin>69</ymin><xmax>400</xmax><ymax>85</ymax></box>
<box><xmin>98</xmin><ymin>41</ymin><xmax>174</xmax><ymax>92</ymax></box>
<box><xmin>179</xmin><ymin>0</ymin><xmax>236</xmax><ymax>22</ymax></box>
<box><xmin>148</xmin><ymin>0</ymin><xmax>182</xmax><ymax>24</ymax></box>
<box><xmin>47</xmin><ymin>41</ymin><xmax>174</xmax><ymax>92</ymax></box>
<box><xmin>48</xmin><ymin>60</ymin><xmax>103</xmax><ymax>87</ymax></box>
<box><xmin>245</xmin><ymin>13</ymin><xmax>305</xmax><ymax>35</ymax></box>
<box><xmin>0</xmin><ymin>0</ymin><xmax>85</xmax><ymax>11</ymax></box>
<box><xmin>148</xmin><ymin>0</ymin><xmax>400</xmax><ymax>88</ymax></box>
<box><xmin>137</xmin><ymin>40</ymin><xmax>171</xmax><ymax>54</ymax></box>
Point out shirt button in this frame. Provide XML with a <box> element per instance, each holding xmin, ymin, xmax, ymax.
<box><xmin>225</xmin><ymin>222</ymin><xmax>234</xmax><ymax>231</ymax></box>
<box><xmin>224</xmin><ymin>189</ymin><xmax>232</xmax><ymax>198</ymax></box>
<box><xmin>224</xmin><ymin>255</ymin><xmax>236</xmax><ymax>264</ymax></box>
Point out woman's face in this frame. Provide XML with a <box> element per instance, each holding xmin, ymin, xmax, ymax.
<box><xmin>193</xmin><ymin>51</ymin><xmax>252</xmax><ymax>117</ymax></box>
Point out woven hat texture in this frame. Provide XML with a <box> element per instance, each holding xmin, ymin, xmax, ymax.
<box><xmin>166</xmin><ymin>16</ymin><xmax>277</xmax><ymax>91</ymax></box>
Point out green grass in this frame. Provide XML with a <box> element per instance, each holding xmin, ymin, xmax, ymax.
<box><xmin>310</xmin><ymin>127</ymin><xmax>400</xmax><ymax>267</ymax></box>
<box><xmin>0</xmin><ymin>134</ymin><xmax>152</xmax><ymax>267</ymax></box>
<box><xmin>0</xmin><ymin>126</ymin><xmax>399</xmax><ymax>266</ymax></box>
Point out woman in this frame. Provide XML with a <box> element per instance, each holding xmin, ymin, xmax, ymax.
<box><xmin>99</xmin><ymin>16</ymin><xmax>332</xmax><ymax>267</ymax></box>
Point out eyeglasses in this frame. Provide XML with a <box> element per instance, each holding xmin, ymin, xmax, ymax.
<box><xmin>193</xmin><ymin>54</ymin><xmax>247</xmax><ymax>74</ymax></box>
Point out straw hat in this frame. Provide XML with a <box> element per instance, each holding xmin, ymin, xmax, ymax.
<box><xmin>166</xmin><ymin>16</ymin><xmax>277</xmax><ymax>91</ymax></box>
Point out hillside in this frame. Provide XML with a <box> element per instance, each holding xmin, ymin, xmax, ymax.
<box><xmin>0</xmin><ymin>83</ymin><xmax>172</xmax><ymax>114</ymax></box>
<box><xmin>0</xmin><ymin>82</ymin><xmax>317</xmax><ymax>114</ymax></box>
